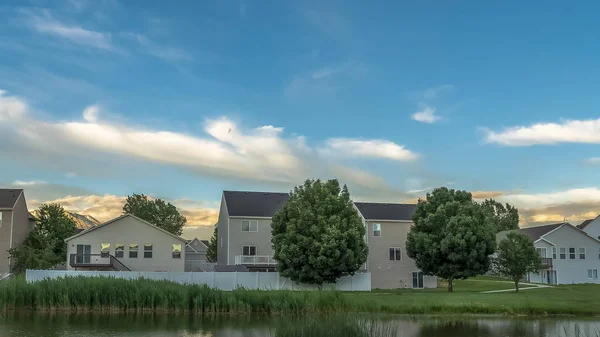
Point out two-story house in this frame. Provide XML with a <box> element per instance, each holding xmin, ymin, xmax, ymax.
<box><xmin>578</xmin><ymin>215</ymin><xmax>600</xmax><ymax>241</ymax></box>
<box><xmin>0</xmin><ymin>189</ymin><xmax>33</xmax><ymax>274</ymax></box>
<box><xmin>498</xmin><ymin>222</ymin><xmax>600</xmax><ymax>284</ymax></box>
<box><xmin>216</xmin><ymin>190</ymin><xmax>437</xmax><ymax>289</ymax></box>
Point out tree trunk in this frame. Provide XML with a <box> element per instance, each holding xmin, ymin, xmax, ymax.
<box><xmin>447</xmin><ymin>278</ymin><xmax>453</xmax><ymax>292</ymax></box>
<box><xmin>514</xmin><ymin>280</ymin><xmax>519</xmax><ymax>293</ymax></box>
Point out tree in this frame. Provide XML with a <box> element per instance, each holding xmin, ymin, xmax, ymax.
<box><xmin>492</xmin><ymin>232</ymin><xmax>542</xmax><ymax>292</ymax></box>
<box><xmin>271</xmin><ymin>179</ymin><xmax>369</xmax><ymax>286</ymax></box>
<box><xmin>123</xmin><ymin>194</ymin><xmax>186</xmax><ymax>236</ymax></box>
<box><xmin>406</xmin><ymin>187</ymin><xmax>497</xmax><ymax>292</ymax></box>
<box><xmin>9</xmin><ymin>203</ymin><xmax>77</xmax><ymax>273</ymax></box>
<box><xmin>206</xmin><ymin>227</ymin><xmax>218</xmax><ymax>263</ymax></box>
<box><xmin>482</xmin><ymin>199</ymin><xmax>519</xmax><ymax>232</ymax></box>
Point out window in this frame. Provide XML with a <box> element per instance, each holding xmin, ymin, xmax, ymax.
<box><xmin>569</xmin><ymin>248</ymin><xmax>576</xmax><ymax>260</ymax></box>
<box><xmin>588</xmin><ymin>269</ymin><xmax>598</xmax><ymax>279</ymax></box>
<box><xmin>389</xmin><ymin>248</ymin><xmax>401</xmax><ymax>261</ymax></box>
<box><xmin>242</xmin><ymin>245</ymin><xmax>256</xmax><ymax>256</ymax></box>
<box><xmin>559</xmin><ymin>247</ymin><xmax>566</xmax><ymax>259</ymax></box>
<box><xmin>100</xmin><ymin>243</ymin><xmax>110</xmax><ymax>258</ymax></box>
<box><xmin>579</xmin><ymin>248</ymin><xmax>586</xmax><ymax>260</ymax></box>
<box><xmin>552</xmin><ymin>247</ymin><xmax>557</xmax><ymax>259</ymax></box>
<box><xmin>0</xmin><ymin>212</ymin><xmax>2</xmax><ymax>227</ymax></box>
<box><xmin>241</xmin><ymin>220</ymin><xmax>258</xmax><ymax>232</ymax></box>
<box><xmin>373</xmin><ymin>223</ymin><xmax>381</xmax><ymax>237</ymax></box>
<box><xmin>172</xmin><ymin>244</ymin><xmax>182</xmax><ymax>259</ymax></box>
<box><xmin>144</xmin><ymin>244</ymin><xmax>153</xmax><ymax>258</ymax></box>
<box><xmin>536</xmin><ymin>248</ymin><xmax>547</xmax><ymax>258</ymax></box>
<box><xmin>129</xmin><ymin>244</ymin><xmax>138</xmax><ymax>258</ymax></box>
<box><xmin>115</xmin><ymin>244</ymin><xmax>124</xmax><ymax>258</ymax></box>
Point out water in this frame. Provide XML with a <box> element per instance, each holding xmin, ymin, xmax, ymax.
<box><xmin>0</xmin><ymin>314</ymin><xmax>598</xmax><ymax>337</ymax></box>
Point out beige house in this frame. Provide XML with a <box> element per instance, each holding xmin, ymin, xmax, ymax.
<box><xmin>65</xmin><ymin>214</ymin><xmax>187</xmax><ymax>272</ymax></box>
<box><xmin>0</xmin><ymin>189</ymin><xmax>33</xmax><ymax>274</ymax></box>
<box><xmin>216</xmin><ymin>190</ymin><xmax>437</xmax><ymax>288</ymax></box>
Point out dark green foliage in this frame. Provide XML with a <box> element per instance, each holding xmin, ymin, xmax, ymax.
<box><xmin>492</xmin><ymin>232</ymin><xmax>542</xmax><ymax>292</ymax></box>
<box><xmin>271</xmin><ymin>179</ymin><xmax>368</xmax><ymax>286</ymax></box>
<box><xmin>482</xmin><ymin>199</ymin><xmax>520</xmax><ymax>232</ymax></box>
<box><xmin>9</xmin><ymin>204</ymin><xmax>77</xmax><ymax>273</ymax></box>
<box><xmin>273</xmin><ymin>316</ymin><xmax>399</xmax><ymax>337</ymax></box>
<box><xmin>123</xmin><ymin>193</ymin><xmax>186</xmax><ymax>236</ymax></box>
<box><xmin>406</xmin><ymin>187</ymin><xmax>497</xmax><ymax>292</ymax></box>
<box><xmin>206</xmin><ymin>227</ymin><xmax>218</xmax><ymax>263</ymax></box>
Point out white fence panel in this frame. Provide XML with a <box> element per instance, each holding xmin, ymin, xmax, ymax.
<box><xmin>25</xmin><ymin>270</ymin><xmax>371</xmax><ymax>291</ymax></box>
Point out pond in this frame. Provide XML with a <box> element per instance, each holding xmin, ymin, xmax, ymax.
<box><xmin>0</xmin><ymin>314</ymin><xmax>598</xmax><ymax>337</ymax></box>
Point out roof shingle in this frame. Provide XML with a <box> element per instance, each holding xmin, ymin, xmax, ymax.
<box><xmin>577</xmin><ymin>218</ymin><xmax>595</xmax><ymax>229</ymax></box>
<box><xmin>0</xmin><ymin>189</ymin><xmax>22</xmax><ymax>209</ymax></box>
<box><xmin>517</xmin><ymin>223</ymin><xmax>566</xmax><ymax>241</ymax></box>
<box><xmin>223</xmin><ymin>191</ymin><xmax>289</xmax><ymax>217</ymax></box>
<box><xmin>354</xmin><ymin>202</ymin><xmax>416</xmax><ymax>221</ymax></box>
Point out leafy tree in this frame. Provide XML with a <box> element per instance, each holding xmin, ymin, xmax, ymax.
<box><xmin>271</xmin><ymin>179</ymin><xmax>368</xmax><ymax>286</ymax></box>
<box><xmin>9</xmin><ymin>203</ymin><xmax>77</xmax><ymax>273</ymax></box>
<box><xmin>482</xmin><ymin>199</ymin><xmax>519</xmax><ymax>232</ymax></box>
<box><xmin>492</xmin><ymin>232</ymin><xmax>542</xmax><ymax>292</ymax></box>
<box><xmin>406</xmin><ymin>187</ymin><xmax>497</xmax><ymax>292</ymax></box>
<box><xmin>206</xmin><ymin>227</ymin><xmax>218</xmax><ymax>263</ymax></box>
<box><xmin>123</xmin><ymin>194</ymin><xmax>187</xmax><ymax>236</ymax></box>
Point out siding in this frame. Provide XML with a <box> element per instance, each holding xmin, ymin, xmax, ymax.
<box><xmin>216</xmin><ymin>194</ymin><xmax>229</xmax><ymax>265</ymax></box>
<box><xmin>0</xmin><ymin>210</ymin><xmax>12</xmax><ymax>273</ymax></box>
<box><xmin>227</xmin><ymin>217</ymin><xmax>273</xmax><ymax>265</ymax></box>
<box><xmin>66</xmin><ymin>216</ymin><xmax>185</xmax><ymax>272</ymax></box>
<box><xmin>367</xmin><ymin>220</ymin><xmax>436</xmax><ymax>289</ymax></box>
<box><xmin>11</xmin><ymin>193</ymin><xmax>30</xmax><ymax>251</ymax></box>
<box><xmin>582</xmin><ymin>218</ymin><xmax>600</xmax><ymax>241</ymax></box>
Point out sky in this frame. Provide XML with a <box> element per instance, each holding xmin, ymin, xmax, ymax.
<box><xmin>1</xmin><ymin>0</ymin><xmax>600</xmax><ymax>239</ymax></box>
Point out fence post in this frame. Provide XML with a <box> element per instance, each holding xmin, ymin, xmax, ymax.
<box><xmin>212</xmin><ymin>272</ymin><xmax>216</xmax><ymax>288</ymax></box>
<box><xmin>277</xmin><ymin>273</ymin><xmax>280</xmax><ymax>290</ymax></box>
<box><xmin>255</xmin><ymin>272</ymin><xmax>259</xmax><ymax>289</ymax></box>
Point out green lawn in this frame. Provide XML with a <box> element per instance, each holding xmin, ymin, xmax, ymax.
<box><xmin>346</xmin><ymin>278</ymin><xmax>600</xmax><ymax>316</ymax></box>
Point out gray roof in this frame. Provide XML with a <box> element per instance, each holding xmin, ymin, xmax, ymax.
<box><xmin>517</xmin><ymin>223</ymin><xmax>566</xmax><ymax>241</ymax></box>
<box><xmin>223</xmin><ymin>191</ymin><xmax>289</xmax><ymax>217</ymax></box>
<box><xmin>0</xmin><ymin>189</ymin><xmax>22</xmax><ymax>209</ymax></box>
<box><xmin>577</xmin><ymin>218</ymin><xmax>595</xmax><ymax>229</ymax></box>
<box><xmin>201</xmin><ymin>240</ymin><xmax>209</xmax><ymax>247</ymax></box>
<box><xmin>354</xmin><ymin>202</ymin><xmax>416</xmax><ymax>221</ymax></box>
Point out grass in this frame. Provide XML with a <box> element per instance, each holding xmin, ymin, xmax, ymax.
<box><xmin>1</xmin><ymin>275</ymin><xmax>599</xmax><ymax>316</ymax></box>
<box><xmin>273</xmin><ymin>315</ymin><xmax>399</xmax><ymax>337</ymax></box>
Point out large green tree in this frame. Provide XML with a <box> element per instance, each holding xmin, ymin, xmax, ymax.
<box><xmin>406</xmin><ymin>187</ymin><xmax>497</xmax><ymax>292</ymax></box>
<box><xmin>9</xmin><ymin>203</ymin><xmax>77</xmax><ymax>273</ymax></box>
<box><xmin>123</xmin><ymin>194</ymin><xmax>187</xmax><ymax>236</ymax></box>
<box><xmin>492</xmin><ymin>232</ymin><xmax>542</xmax><ymax>292</ymax></box>
<box><xmin>206</xmin><ymin>227</ymin><xmax>218</xmax><ymax>263</ymax></box>
<box><xmin>482</xmin><ymin>199</ymin><xmax>519</xmax><ymax>232</ymax></box>
<box><xmin>271</xmin><ymin>179</ymin><xmax>368</xmax><ymax>286</ymax></box>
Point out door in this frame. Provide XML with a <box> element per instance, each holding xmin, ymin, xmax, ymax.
<box><xmin>412</xmin><ymin>271</ymin><xmax>424</xmax><ymax>288</ymax></box>
<box><xmin>76</xmin><ymin>244</ymin><xmax>91</xmax><ymax>264</ymax></box>
<box><xmin>548</xmin><ymin>270</ymin><xmax>557</xmax><ymax>285</ymax></box>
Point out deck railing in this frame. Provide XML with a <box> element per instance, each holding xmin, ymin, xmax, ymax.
<box><xmin>69</xmin><ymin>254</ymin><xmax>131</xmax><ymax>271</ymax></box>
<box><xmin>234</xmin><ymin>255</ymin><xmax>276</xmax><ymax>265</ymax></box>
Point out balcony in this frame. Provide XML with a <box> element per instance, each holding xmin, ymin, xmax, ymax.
<box><xmin>69</xmin><ymin>254</ymin><xmax>130</xmax><ymax>271</ymax></box>
<box><xmin>540</xmin><ymin>258</ymin><xmax>553</xmax><ymax>268</ymax></box>
<box><xmin>234</xmin><ymin>255</ymin><xmax>276</xmax><ymax>265</ymax></box>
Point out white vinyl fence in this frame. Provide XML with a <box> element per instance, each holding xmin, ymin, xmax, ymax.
<box><xmin>25</xmin><ymin>270</ymin><xmax>371</xmax><ymax>291</ymax></box>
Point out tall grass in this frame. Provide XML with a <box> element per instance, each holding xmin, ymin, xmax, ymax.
<box><xmin>0</xmin><ymin>276</ymin><xmax>375</xmax><ymax>313</ymax></box>
<box><xmin>272</xmin><ymin>316</ymin><xmax>399</xmax><ymax>337</ymax></box>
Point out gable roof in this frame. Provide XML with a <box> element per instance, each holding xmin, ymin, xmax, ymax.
<box><xmin>223</xmin><ymin>191</ymin><xmax>289</xmax><ymax>217</ymax></box>
<box><xmin>517</xmin><ymin>223</ymin><xmax>566</xmax><ymax>241</ymax></box>
<box><xmin>354</xmin><ymin>202</ymin><xmax>416</xmax><ymax>221</ymax></box>
<box><xmin>65</xmin><ymin>214</ymin><xmax>187</xmax><ymax>243</ymax></box>
<box><xmin>577</xmin><ymin>216</ymin><xmax>598</xmax><ymax>229</ymax></box>
<box><xmin>0</xmin><ymin>189</ymin><xmax>23</xmax><ymax>209</ymax></box>
<box><xmin>201</xmin><ymin>240</ymin><xmax>209</xmax><ymax>247</ymax></box>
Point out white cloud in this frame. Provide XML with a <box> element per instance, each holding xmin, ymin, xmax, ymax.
<box><xmin>23</xmin><ymin>10</ymin><xmax>114</xmax><ymax>50</ymax></box>
<box><xmin>311</xmin><ymin>63</ymin><xmax>351</xmax><ymax>79</ymax></box>
<box><xmin>484</xmin><ymin>118</ymin><xmax>600</xmax><ymax>146</ymax></box>
<box><xmin>585</xmin><ymin>157</ymin><xmax>600</xmax><ymax>165</ymax></box>
<box><xmin>82</xmin><ymin>105</ymin><xmax>99</xmax><ymax>122</ymax></box>
<box><xmin>285</xmin><ymin>62</ymin><xmax>364</xmax><ymax>99</ymax></box>
<box><xmin>12</xmin><ymin>180</ymin><xmax>47</xmax><ymax>186</ymax></box>
<box><xmin>321</xmin><ymin>138</ymin><xmax>418</xmax><ymax>161</ymax></box>
<box><xmin>65</xmin><ymin>172</ymin><xmax>77</xmax><ymax>178</ymax></box>
<box><xmin>412</xmin><ymin>106</ymin><xmax>440</xmax><ymax>123</ymax></box>
<box><xmin>422</xmin><ymin>84</ymin><xmax>454</xmax><ymax>100</ymax></box>
<box><xmin>122</xmin><ymin>33</ymin><xmax>192</xmax><ymax>62</ymax></box>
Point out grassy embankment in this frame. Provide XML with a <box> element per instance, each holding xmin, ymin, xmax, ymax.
<box><xmin>0</xmin><ymin>276</ymin><xmax>599</xmax><ymax>316</ymax></box>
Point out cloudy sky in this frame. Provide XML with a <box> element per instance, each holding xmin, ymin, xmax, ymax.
<box><xmin>1</xmin><ymin>0</ymin><xmax>600</xmax><ymax>239</ymax></box>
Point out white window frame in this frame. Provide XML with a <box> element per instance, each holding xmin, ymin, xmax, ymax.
<box><xmin>588</xmin><ymin>269</ymin><xmax>597</xmax><ymax>279</ymax></box>
<box><xmin>241</xmin><ymin>220</ymin><xmax>258</xmax><ymax>232</ymax></box>
<box><xmin>595</xmin><ymin>269</ymin><xmax>599</xmax><ymax>279</ymax></box>
<box><xmin>552</xmin><ymin>247</ymin><xmax>557</xmax><ymax>259</ymax></box>
<box><xmin>242</xmin><ymin>245</ymin><xmax>257</xmax><ymax>256</ymax></box>
<box><xmin>579</xmin><ymin>247</ymin><xmax>586</xmax><ymax>260</ymax></box>
<box><xmin>0</xmin><ymin>212</ymin><xmax>2</xmax><ymax>227</ymax></box>
<box><xmin>559</xmin><ymin>247</ymin><xmax>566</xmax><ymax>259</ymax></box>
<box><xmin>389</xmin><ymin>247</ymin><xmax>402</xmax><ymax>261</ymax></box>
<box><xmin>568</xmin><ymin>247</ymin><xmax>576</xmax><ymax>260</ymax></box>
<box><xmin>536</xmin><ymin>247</ymin><xmax>547</xmax><ymax>258</ymax></box>
<box><xmin>373</xmin><ymin>223</ymin><xmax>381</xmax><ymax>237</ymax></box>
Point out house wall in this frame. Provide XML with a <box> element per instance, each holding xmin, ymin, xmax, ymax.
<box><xmin>227</xmin><ymin>217</ymin><xmax>273</xmax><ymax>265</ymax></box>
<box><xmin>185</xmin><ymin>239</ymin><xmax>208</xmax><ymax>271</ymax></box>
<box><xmin>366</xmin><ymin>220</ymin><xmax>436</xmax><ymax>289</ymax></box>
<box><xmin>528</xmin><ymin>240</ymin><xmax>554</xmax><ymax>283</ymax></box>
<box><xmin>0</xmin><ymin>210</ymin><xmax>12</xmax><ymax>274</ymax></box>
<box><xmin>581</xmin><ymin>218</ymin><xmax>600</xmax><ymax>241</ymax></box>
<box><xmin>530</xmin><ymin>225</ymin><xmax>600</xmax><ymax>284</ymax></box>
<box><xmin>11</xmin><ymin>193</ymin><xmax>30</xmax><ymax>253</ymax></box>
<box><xmin>66</xmin><ymin>216</ymin><xmax>185</xmax><ymax>272</ymax></box>
<box><xmin>216</xmin><ymin>195</ymin><xmax>228</xmax><ymax>265</ymax></box>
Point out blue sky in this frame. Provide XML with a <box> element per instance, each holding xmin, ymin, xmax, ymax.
<box><xmin>1</xmin><ymin>0</ymin><xmax>600</xmax><ymax>238</ymax></box>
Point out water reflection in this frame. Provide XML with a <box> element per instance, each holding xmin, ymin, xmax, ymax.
<box><xmin>0</xmin><ymin>313</ymin><xmax>597</xmax><ymax>337</ymax></box>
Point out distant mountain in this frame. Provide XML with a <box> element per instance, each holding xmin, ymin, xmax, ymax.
<box><xmin>30</xmin><ymin>210</ymin><xmax>101</xmax><ymax>229</ymax></box>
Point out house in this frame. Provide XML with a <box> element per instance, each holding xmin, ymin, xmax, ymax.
<box><xmin>185</xmin><ymin>237</ymin><xmax>211</xmax><ymax>271</ymax></box>
<box><xmin>354</xmin><ymin>202</ymin><xmax>437</xmax><ymax>289</ymax></box>
<box><xmin>64</xmin><ymin>214</ymin><xmax>187</xmax><ymax>272</ymax></box>
<box><xmin>0</xmin><ymin>189</ymin><xmax>32</xmax><ymax>274</ymax></box>
<box><xmin>216</xmin><ymin>190</ymin><xmax>437</xmax><ymax>288</ymax></box>
<box><xmin>578</xmin><ymin>216</ymin><xmax>600</xmax><ymax>241</ymax></box>
<box><xmin>498</xmin><ymin>222</ymin><xmax>600</xmax><ymax>285</ymax></box>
